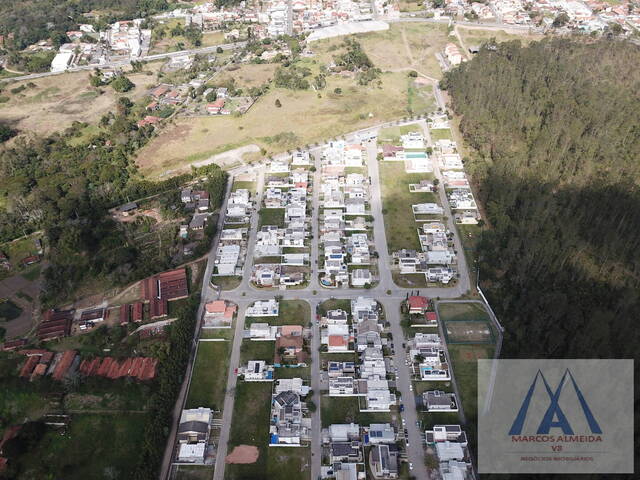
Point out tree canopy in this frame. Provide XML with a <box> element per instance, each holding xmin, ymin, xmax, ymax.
<box><xmin>442</xmin><ymin>38</ymin><xmax>640</xmax><ymax>361</ymax></box>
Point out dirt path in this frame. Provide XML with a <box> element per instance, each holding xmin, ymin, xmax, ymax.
<box><xmin>401</xmin><ymin>28</ymin><xmax>417</xmax><ymax>67</ymax></box>
<box><xmin>454</xmin><ymin>26</ymin><xmax>472</xmax><ymax>60</ymax></box>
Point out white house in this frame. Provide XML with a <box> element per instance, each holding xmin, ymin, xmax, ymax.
<box><xmin>351</xmin><ymin>268</ymin><xmax>372</xmax><ymax>287</ymax></box>
<box><xmin>243</xmin><ymin>360</ymin><xmax>274</xmax><ymax>381</ymax></box>
<box><xmin>401</xmin><ymin>131</ymin><xmax>425</xmax><ymax>150</ymax></box>
<box><xmin>412</xmin><ymin>203</ymin><xmax>444</xmax><ymax>217</ymax></box>
<box><xmin>246</xmin><ymin>299</ymin><xmax>279</xmax><ymax>317</ymax></box>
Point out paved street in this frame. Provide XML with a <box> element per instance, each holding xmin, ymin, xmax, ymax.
<box><xmin>0</xmin><ymin>41</ymin><xmax>246</xmax><ymax>84</ymax></box>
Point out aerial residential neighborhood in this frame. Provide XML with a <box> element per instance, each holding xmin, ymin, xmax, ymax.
<box><xmin>0</xmin><ymin>0</ymin><xmax>636</xmax><ymax>479</ymax></box>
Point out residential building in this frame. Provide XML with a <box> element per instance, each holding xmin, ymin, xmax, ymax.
<box><xmin>243</xmin><ymin>360</ymin><xmax>274</xmax><ymax>381</ymax></box>
<box><xmin>423</xmin><ymin>390</ymin><xmax>459</xmax><ymax>412</ymax></box>
<box><xmin>369</xmin><ymin>444</ymin><xmax>399</xmax><ymax>478</ymax></box>
<box><xmin>246</xmin><ymin>299</ymin><xmax>279</xmax><ymax>317</ymax></box>
<box><xmin>367</xmin><ymin>423</ymin><xmax>395</xmax><ymax>445</ymax></box>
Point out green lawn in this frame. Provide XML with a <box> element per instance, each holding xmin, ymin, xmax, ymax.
<box><xmin>437</xmin><ymin>302</ymin><xmax>490</xmax><ymax>323</ymax></box>
<box><xmin>379</xmin><ymin>161</ymin><xmax>437</xmax><ymax>252</ymax></box>
<box><xmin>457</xmin><ymin>224</ymin><xmax>482</xmax><ymax>281</ymax></box>
<box><xmin>13</xmin><ymin>413</ymin><xmax>148</xmax><ymax>480</ymax></box>
<box><xmin>317</xmin><ymin>299</ymin><xmax>352</xmax><ymax>317</ymax></box>
<box><xmin>200</xmin><ymin>329</ymin><xmax>234</xmax><ymax>340</ymax></box>
<box><xmin>186</xmin><ymin>342</ymin><xmax>230</xmax><ymax>411</ymax></box>
<box><xmin>378</xmin><ymin>123</ymin><xmax>422</xmax><ymax>145</ymax></box>
<box><xmin>447</xmin><ymin>343</ymin><xmax>494</xmax><ymax>450</ymax></box>
<box><xmin>240</xmin><ymin>340</ymin><xmax>275</xmax><ymax>365</ymax></box>
<box><xmin>392</xmin><ymin>272</ymin><xmax>428</xmax><ymax>288</ymax></box>
<box><xmin>258</xmin><ymin>208</ymin><xmax>285</xmax><ymax>228</ymax></box>
<box><xmin>225</xmin><ymin>382</ymin><xmax>310</xmax><ymax>480</ymax></box>
<box><xmin>321</xmin><ymin>396</ymin><xmax>391</xmax><ymax>428</ymax></box>
<box><xmin>232</xmin><ymin>181</ymin><xmax>256</xmax><ymax>193</ymax></box>
<box><xmin>246</xmin><ymin>300</ymin><xmax>310</xmax><ymax>327</ymax></box>
<box><xmin>429</xmin><ymin>128</ymin><xmax>453</xmax><ymax>141</ymax></box>
<box><xmin>174</xmin><ymin>465</ymin><xmax>215</xmax><ymax>480</ymax></box>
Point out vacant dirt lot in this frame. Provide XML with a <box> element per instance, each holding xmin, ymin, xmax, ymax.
<box><xmin>225</xmin><ymin>445</ymin><xmax>259</xmax><ymax>464</ymax></box>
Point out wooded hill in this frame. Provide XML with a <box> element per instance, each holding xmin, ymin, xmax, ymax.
<box><xmin>442</xmin><ymin>38</ymin><xmax>640</xmax><ymax>361</ymax></box>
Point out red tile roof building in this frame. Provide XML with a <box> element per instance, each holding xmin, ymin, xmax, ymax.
<box><xmin>37</xmin><ymin>310</ymin><xmax>73</xmax><ymax>341</ymax></box>
<box><xmin>79</xmin><ymin>356</ymin><xmax>158</xmax><ymax>381</ymax></box>
<box><xmin>407</xmin><ymin>296</ymin><xmax>430</xmax><ymax>314</ymax></box>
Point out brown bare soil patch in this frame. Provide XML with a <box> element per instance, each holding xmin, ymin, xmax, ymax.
<box><xmin>225</xmin><ymin>445</ymin><xmax>259</xmax><ymax>464</ymax></box>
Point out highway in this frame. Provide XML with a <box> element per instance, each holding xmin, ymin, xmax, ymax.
<box><xmin>0</xmin><ymin>41</ymin><xmax>246</xmax><ymax>84</ymax></box>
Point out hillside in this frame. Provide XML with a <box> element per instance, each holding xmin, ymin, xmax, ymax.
<box><xmin>442</xmin><ymin>38</ymin><xmax>640</xmax><ymax>360</ymax></box>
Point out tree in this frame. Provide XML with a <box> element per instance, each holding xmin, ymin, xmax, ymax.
<box><xmin>408</xmin><ymin>70</ymin><xmax>418</xmax><ymax>77</ymax></box>
<box><xmin>216</xmin><ymin>46</ymin><xmax>223</xmax><ymax>53</ymax></box>
<box><xmin>275</xmin><ymin>98</ymin><xmax>282</xmax><ymax>108</ymax></box>
<box><xmin>111</xmin><ymin>76</ymin><xmax>135</xmax><ymax>93</ymax></box>
<box><xmin>334</xmin><ymin>87</ymin><xmax>342</xmax><ymax>95</ymax></box>
<box><xmin>552</xmin><ymin>12</ymin><xmax>569</xmax><ymax>27</ymax></box>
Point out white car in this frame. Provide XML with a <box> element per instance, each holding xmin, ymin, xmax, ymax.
<box><xmin>409</xmin><ymin>462</ymin><xmax>414</xmax><ymax>470</ymax></box>
<box><xmin>409</xmin><ymin>384</ymin><xmax>413</xmax><ymax>392</ymax></box>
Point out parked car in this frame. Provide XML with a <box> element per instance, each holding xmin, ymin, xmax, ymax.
<box><xmin>399</xmin><ymin>404</ymin><xmax>405</xmax><ymax>412</ymax></box>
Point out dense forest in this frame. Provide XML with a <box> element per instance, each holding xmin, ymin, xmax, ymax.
<box><xmin>443</xmin><ymin>38</ymin><xmax>640</xmax><ymax>478</ymax></box>
<box><xmin>442</xmin><ymin>38</ymin><xmax>640</xmax><ymax>360</ymax></box>
<box><xmin>0</xmin><ymin>0</ymin><xmax>170</xmax><ymax>49</ymax></box>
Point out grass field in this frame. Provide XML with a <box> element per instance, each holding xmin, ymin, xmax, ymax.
<box><xmin>225</xmin><ymin>382</ymin><xmax>310</xmax><ymax>480</ymax></box>
<box><xmin>379</xmin><ymin>161</ymin><xmax>437</xmax><ymax>252</ymax></box>
<box><xmin>137</xmin><ymin>68</ymin><xmax>426</xmax><ymax>178</ymax></box>
<box><xmin>392</xmin><ymin>272</ymin><xmax>428</xmax><ymax>288</ymax></box>
<box><xmin>321</xmin><ymin>396</ymin><xmax>391</xmax><ymax>428</ymax></box>
<box><xmin>186</xmin><ymin>341</ymin><xmax>230</xmax><ymax>411</ymax></box>
<box><xmin>200</xmin><ymin>329</ymin><xmax>234</xmax><ymax>340</ymax></box>
<box><xmin>378</xmin><ymin>123</ymin><xmax>423</xmax><ymax>145</ymax></box>
<box><xmin>240</xmin><ymin>340</ymin><xmax>275</xmax><ymax>365</ymax></box>
<box><xmin>216</xmin><ymin>63</ymin><xmax>278</xmax><ymax>89</ymax></box>
<box><xmin>174</xmin><ymin>465</ymin><xmax>215</xmax><ymax>480</ymax></box>
<box><xmin>457</xmin><ymin>223</ymin><xmax>482</xmax><ymax>278</ymax></box>
<box><xmin>447</xmin><ymin>343</ymin><xmax>494</xmax><ymax>428</ymax></box>
<box><xmin>429</xmin><ymin>128</ymin><xmax>453</xmax><ymax>141</ymax></box>
<box><xmin>438</xmin><ymin>302</ymin><xmax>490</xmax><ymax>323</ymax></box>
<box><xmin>14</xmin><ymin>413</ymin><xmax>148</xmax><ymax>479</ymax></box>
<box><xmin>457</xmin><ymin>26</ymin><xmax>543</xmax><ymax>50</ymax></box>
<box><xmin>232</xmin><ymin>180</ymin><xmax>257</xmax><ymax>193</ymax></box>
<box><xmin>211</xmin><ymin>275</ymin><xmax>242</xmax><ymax>290</ymax></box>
<box><xmin>0</xmin><ymin>63</ymin><xmax>161</xmax><ymax>138</ymax></box>
<box><xmin>259</xmin><ymin>208</ymin><xmax>285</xmax><ymax>228</ymax></box>
<box><xmin>317</xmin><ymin>298</ymin><xmax>351</xmax><ymax>317</ymax></box>
<box><xmin>445</xmin><ymin>320</ymin><xmax>494</xmax><ymax>344</ymax></box>
<box><xmin>245</xmin><ymin>300</ymin><xmax>310</xmax><ymax>327</ymax></box>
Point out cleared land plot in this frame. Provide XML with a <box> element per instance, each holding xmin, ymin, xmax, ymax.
<box><xmin>216</xmin><ymin>63</ymin><xmax>278</xmax><ymax>89</ymax></box>
<box><xmin>429</xmin><ymin>128</ymin><xmax>453</xmax><ymax>141</ymax></box>
<box><xmin>186</xmin><ymin>341</ymin><xmax>230</xmax><ymax>411</ymax></box>
<box><xmin>317</xmin><ymin>298</ymin><xmax>352</xmax><ymax>317</ymax></box>
<box><xmin>344</xmin><ymin>22</ymin><xmax>450</xmax><ymax>78</ymax></box>
<box><xmin>211</xmin><ymin>275</ymin><xmax>242</xmax><ymax>291</ymax></box>
<box><xmin>438</xmin><ymin>302</ymin><xmax>490</xmax><ymax>323</ymax></box>
<box><xmin>457</xmin><ymin>224</ymin><xmax>481</xmax><ymax>278</ymax></box>
<box><xmin>0</xmin><ymin>64</ymin><xmax>161</xmax><ymax>138</ymax></box>
<box><xmin>240</xmin><ymin>340</ymin><xmax>275</xmax><ymax>365</ymax></box>
<box><xmin>392</xmin><ymin>271</ymin><xmax>428</xmax><ymax>289</ymax></box>
<box><xmin>136</xmin><ymin>71</ymin><xmax>415</xmax><ymax>178</ymax></box>
<box><xmin>378</xmin><ymin>123</ymin><xmax>423</xmax><ymax>145</ymax></box>
<box><xmin>258</xmin><ymin>208</ymin><xmax>285</xmax><ymax>228</ymax></box>
<box><xmin>225</xmin><ymin>382</ymin><xmax>310</xmax><ymax>480</ymax></box>
<box><xmin>245</xmin><ymin>300</ymin><xmax>310</xmax><ymax>327</ymax></box>
<box><xmin>447</xmin><ymin>344</ymin><xmax>494</xmax><ymax>437</ymax></box>
<box><xmin>175</xmin><ymin>465</ymin><xmax>215</xmax><ymax>480</ymax></box>
<box><xmin>231</xmin><ymin>180</ymin><xmax>256</xmax><ymax>193</ymax></box>
<box><xmin>13</xmin><ymin>413</ymin><xmax>148</xmax><ymax>479</ymax></box>
<box><xmin>379</xmin><ymin>162</ymin><xmax>437</xmax><ymax>252</ymax></box>
<box><xmin>201</xmin><ymin>329</ymin><xmax>234</xmax><ymax>340</ymax></box>
<box><xmin>321</xmin><ymin>396</ymin><xmax>391</xmax><ymax>428</ymax></box>
<box><xmin>457</xmin><ymin>27</ymin><xmax>543</xmax><ymax>50</ymax></box>
<box><xmin>444</xmin><ymin>321</ymin><xmax>494</xmax><ymax>344</ymax></box>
